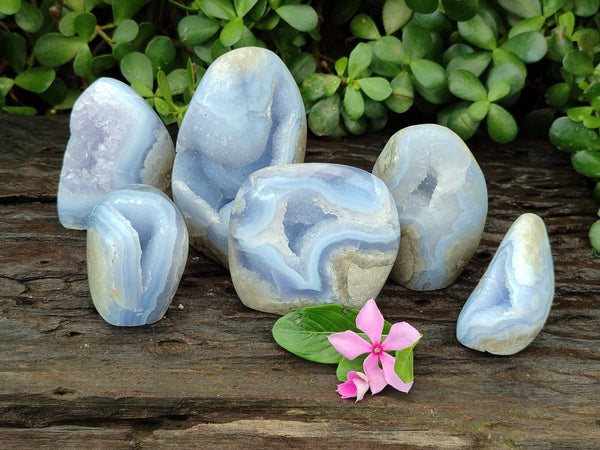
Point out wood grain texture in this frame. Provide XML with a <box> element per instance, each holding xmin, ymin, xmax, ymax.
<box><xmin>1</xmin><ymin>113</ymin><xmax>599</xmax><ymax>448</ymax></box>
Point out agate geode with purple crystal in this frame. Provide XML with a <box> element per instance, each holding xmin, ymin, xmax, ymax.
<box><xmin>57</xmin><ymin>77</ymin><xmax>175</xmax><ymax>230</ymax></box>
<box><xmin>172</xmin><ymin>47</ymin><xmax>306</xmax><ymax>266</ymax></box>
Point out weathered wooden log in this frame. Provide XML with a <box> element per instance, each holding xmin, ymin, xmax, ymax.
<box><xmin>0</xmin><ymin>112</ymin><xmax>599</xmax><ymax>447</ymax></box>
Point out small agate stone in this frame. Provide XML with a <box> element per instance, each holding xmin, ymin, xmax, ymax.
<box><xmin>456</xmin><ymin>213</ymin><xmax>554</xmax><ymax>355</ymax></box>
<box><xmin>172</xmin><ymin>47</ymin><xmax>306</xmax><ymax>266</ymax></box>
<box><xmin>87</xmin><ymin>185</ymin><xmax>189</xmax><ymax>326</ymax></box>
<box><xmin>228</xmin><ymin>163</ymin><xmax>400</xmax><ymax>315</ymax></box>
<box><xmin>372</xmin><ymin>124</ymin><xmax>488</xmax><ymax>290</ymax></box>
<box><xmin>57</xmin><ymin>77</ymin><xmax>175</xmax><ymax>230</ymax></box>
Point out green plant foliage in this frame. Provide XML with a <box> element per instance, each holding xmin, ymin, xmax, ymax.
<box><xmin>3</xmin><ymin>0</ymin><xmax>600</xmax><ymax>245</ymax></box>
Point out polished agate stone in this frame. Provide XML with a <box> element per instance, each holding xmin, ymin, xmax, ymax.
<box><xmin>456</xmin><ymin>213</ymin><xmax>554</xmax><ymax>355</ymax></box>
<box><xmin>87</xmin><ymin>185</ymin><xmax>189</xmax><ymax>326</ymax></box>
<box><xmin>372</xmin><ymin>124</ymin><xmax>488</xmax><ymax>290</ymax></box>
<box><xmin>57</xmin><ymin>77</ymin><xmax>175</xmax><ymax>230</ymax></box>
<box><xmin>172</xmin><ymin>47</ymin><xmax>306</xmax><ymax>266</ymax></box>
<box><xmin>228</xmin><ymin>163</ymin><xmax>400</xmax><ymax>314</ymax></box>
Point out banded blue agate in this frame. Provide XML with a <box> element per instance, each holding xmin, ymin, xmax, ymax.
<box><xmin>456</xmin><ymin>213</ymin><xmax>554</xmax><ymax>355</ymax></box>
<box><xmin>87</xmin><ymin>185</ymin><xmax>189</xmax><ymax>326</ymax></box>
<box><xmin>57</xmin><ymin>77</ymin><xmax>175</xmax><ymax>230</ymax></box>
<box><xmin>373</xmin><ymin>124</ymin><xmax>488</xmax><ymax>290</ymax></box>
<box><xmin>172</xmin><ymin>47</ymin><xmax>306</xmax><ymax>266</ymax></box>
<box><xmin>228</xmin><ymin>163</ymin><xmax>400</xmax><ymax>314</ymax></box>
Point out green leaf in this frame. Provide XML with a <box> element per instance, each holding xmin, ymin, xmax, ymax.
<box><xmin>0</xmin><ymin>0</ymin><xmax>21</xmax><ymax>15</ymax></box>
<box><xmin>341</xmin><ymin>104</ymin><xmax>369</xmax><ymax>136</ymax></box>
<box><xmin>486</xmin><ymin>61</ymin><xmax>525</xmax><ymax>97</ymax></box>
<box><xmin>446</xmin><ymin>51</ymin><xmax>492</xmax><ymax>76</ymax></box>
<box><xmin>308</xmin><ymin>95</ymin><xmax>341</xmax><ymax>136</ymax></box>
<box><xmin>112</xmin><ymin>0</ymin><xmax>151</xmax><ymax>24</ymax></box>
<box><xmin>573</xmin><ymin>0</ymin><xmax>600</xmax><ymax>17</ymax></box>
<box><xmin>344</xmin><ymin>85</ymin><xmax>365</xmax><ymax>120</ymax></box>
<box><xmin>405</xmin><ymin>0</ymin><xmax>437</xmax><ymax>14</ymax></box>
<box><xmin>403</xmin><ymin>23</ymin><xmax>431</xmax><ymax>60</ymax></box>
<box><xmin>410</xmin><ymin>59</ymin><xmax>446</xmax><ymax>91</ymax></box>
<box><xmin>545</xmin><ymin>82</ymin><xmax>571</xmax><ymax>106</ymax></box>
<box><xmin>348</xmin><ymin>42</ymin><xmax>372</xmax><ymax>80</ymax></box>
<box><xmin>382</xmin><ymin>0</ymin><xmax>412</xmax><ymax>35</ymax></box>
<box><xmin>457</xmin><ymin>13</ymin><xmax>497</xmax><ymax>51</ymax></box>
<box><xmin>350</xmin><ymin>13</ymin><xmax>381</xmax><ymax>40</ymax></box>
<box><xmin>441</xmin><ymin>0</ymin><xmax>478</xmax><ymax>22</ymax></box>
<box><xmin>336</xmin><ymin>355</ymin><xmax>365</xmax><ymax>381</ymax></box>
<box><xmin>14</xmin><ymin>1</ymin><xmax>43</xmax><ymax>33</ymax></box>
<box><xmin>543</xmin><ymin>0</ymin><xmax>566</xmax><ymax>17</ymax></box>
<box><xmin>73</xmin><ymin>44</ymin><xmax>93</xmax><ymax>77</ymax></box>
<box><xmin>235</xmin><ymin>0</ymin><xmax>258</xmax><ymax>16</ymax></box>
<box><xmin>74</xmin><ymin>11</ymin><xmax>97</xmax><ymax>42</ymax></box>
<box><xmin>501</xmin><ymin>31</ymin><xmax>547</xmax><ymax>63</ymax></box>
<box><xmin>357</xmin><ymin>77</ymin><xmax>392</xmax><ymax>101</ymax></box>
<box><xmin>3</xmin><ymin>105</ymin><xmax>37</xmax><ymax>115</ymax></box>
<box><xmin>0</xmin><ymin>77</ymin><xmax>14</xmax><ymax>97</ymax></box>
<box><xmin>385</xmin><ymin>70</ymin><xmax>414</xmax><ymax>113</ymax></box>
<box><xmin>487</xmin><ymin>103</ymin><xmax>518</xmax><ymax>143</ymax></box>
<box><xmin>364</xmin><ymin>97</ymin><xmax>387</xmax><ymax>118</ymax></box>
<box><xmin>130</xmin><ymin>80</ymin><xmax>154</xmax><ymax>97</ymax></box>
<box><xmin>372</xmin><ymin>36</ymin><xmax>409</xmax><ymax>66</ymax></box>
<box><xmin>567</xmin><ymin>106</ymin><xmax>593</xmax><ymax>122</ymax></box>
<box><xmin>394</xmin><ymin>338</ymin><xmax>420</xmax><ymax>383</ymax></box>
<box><xmin>35</xmin><ymin>33</ymin><xmax>86</xmax><ymax>67</ymax></box>
<box><xmin>91</xmin><ymin>54</ymin><xmax>116</xmax><ymax>72</ymax></box>
<box><xmin>200</xmin><ymin>0</ymin><xmax>236</xmax><ymax>19</ymax></box>
<box><xmin>276</xmin><ymin>4</ymin><xmax>318</xmax><ymax>32</ymax></box>
<box><xmin>468</xmin><ymin>99</ymin><xmax>490</xmax><ymax>121</ymax></box>
<box><xmin>220</xmin><ymin>16</ymin><xmax>244</xmax><ymax>46</ymax></box>
<box><xmin>120</xmin><ymin>51</ymin><xmax>153</xmax><ymax>89</ymax></box>
<box><xmin>589</xmin><ymin>219</ymin><xmax>600</xmax><ymax>252</ymax></box>
<box><xmin>563</xmin><ymin>50</ymin><xmax>594</xmax><ymax>76</ymax></box>
<box><xmin>335</xmin><ymin>57</ymin><xmax>348</xmax><ymax>77</ymax></box>
<box><xmin>156</xmin><ymin>70</ymin><xmax>174</xmax><ymax>107</ymax></box>
<box><xmin>572</xmin><ymin>149</ymin><xmax>600</xmax><ymax>180</ymax></box>
<box><xmin>154</xmin><ymin>96</ymin><xmax>171</xmax><ymax>116</ymax></box>
<box><xmin>14</xmin><ymin>66</ymin><xmax>55</xmax><ymax>93</ymax></box>
<box><xmin>271</xmin><ymin>304</ymin><xmax>360</xmax><ymax>364</ymax></box>
<box><xmin>113</xmin><ymin>19</ymin><xmax>139</xmax><ymax>44</ymax></box>
<box><xmin>58</xmin><ymin>11</ymin><xmax>80</xmax><ymax>36</ymax></box>
<box><xmin>289</xmin><ymin>52</ymin><xmax>317</xmax><ymax>84</ymax></box>
<box><xmin>487</xmin><ymin>79</ymin><xmax>511</xmax><ymax>102</ymax></box>
<box><xmin>448</xmin><ymin>69</ymin><xmax>486</xmax><ymax>101</ymax></box>
<box><xmin>166</xmin><ymin>68</ymin><xmax>189</xmax><ymax>95</ymax></box>
<box><xmin>549</xmin><ymin>117</ymin><xmax>600</xmax><ymax>153</ymax></box>
<box><xmin>496</xmin><ymin>0</ymin><xmax>541</xmax><ymax>18</ymax></box>
<box><xmin>177</xmin><ymin>15</ymin><xmax>219</xmax><ymax>46</ymax></box>
<box><xmin>38</xmin><ymin>77</ymin><xmax>67</xmax><ymax>105</ymax></box>
<box><xmin>145</xmin><ymin>36</ymin><xmax>176</xmax><ymax>73</ymax></box>
<box><xmin>301</xmin><ymin>73</ymin><xmax>340</xmax><ymax>102</ymax></box>
<box><xmin>438</xmin><ymin>102</ymin><xmax>481</xmax><ymax>140</ymax></box>
<box><xmin>0</xmin><ymin>32</ymin><xmax>26</xmax><ymax>73</ymax></box>
<box><xmin>584</xmin><ymin>116</ymin><xmax>600</xmax><ymax>129</ymax></box>
<box><xmin>508</xmin><ymin>16</ymin><xmax>545</xmax><ymax>39</ymax></box>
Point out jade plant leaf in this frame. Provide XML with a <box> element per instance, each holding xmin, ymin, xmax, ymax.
<box><xmin>571</xmin><ymin>149</ymin><xmax>600</xmax><ymax>180</ymax></box>
<box><xmin>385</xmin><ymin>70</ymin><xmax>414</xmax><ymax>113</ymax></box>
<box><xmin>14</xmin><ymin>1</ymin><xmax>43</xmax><ymax>33</ymax></box>
<box><xmin>487</xmin><ymin>103</ymin><xmax>518</xmax><ymax>143</ymax></box>
<box><xmin>35</xmin><ymin>33</ymin><xmax>86</xmax><ymax>67</ymax></box>
<box><xmin>410</xmin><ymin>59</ymin><xmax>446</xmax><ymax>91</ymax></box>
<box><xmin>501</xmin><ymin>31</ymin><xmax>547</xmax><ymax>63</ymax></box>
<box><xmin>497</xmin><ymin>0</ymin><xmax>541</xmax><ymax>18</ymax></box>
<box><xmin>457</xmin><ymin>13</ymin><xmax>497</xmax><ymax>51</ymax></box>
<box><xmin>308</xmin><ymin>95</ymin><xmax>341</xmax><ymax>136</ymax></box>
<box><xmin>438</xmin><ymin>101</ymin><xmax>481</xmax><ymax>140</ymax></box>
<box><xmin>563</xmin><ymin>50</ymin><xmax>594</xmax><ymax>76</ymax></box>
<box><xmin>545</xmin><ymin>82</ymin><xmax>570</xmax><ymax>107</ymax></box>
<box><xmin>350</xmin><ymin>13</ymin><xmax>381</xmax><ymax>40</ymax></box>
<box><xmin>0</xmin><ymin>0</ymin><xmax>21</xmax><ymax>15</ymax></box>
<box><xmin>405</xmin><ymin>0</ymin><xmax>437</xmax><ymax>14</ymax></box>
<box><xmin>177</xmin><ymin>15</ymin><xmax>219</xmax><ymax>46</ymax></box>
<box><xmin>448</xmin><ymin>69</ymin><xmax>487</xmax><ymax>101</ymax></box>
<box><xmin>487</xmin><ymin>79</ymin><xmax>511</xmax><ymax>102</ymax></box>
<box><xmin>146</xmin><ymin>36</ymin><xmax>176</xmax><ymax>72</ymax></box>
<box><xmin>201</xmin><ymin>0</ymin><xmax>236</xmax><ymax>20</ymax></box>
<box><xmin>543</xmin><ymin>0</ymin><xmax>567</xmax><ymax>17</ymax></box>
<box><xmin>549</xmin><ymin>117</ymin><xmax>600</xmax><ymax>153</ymax></box>
<box><xmin>382</xmin><ymin>0</ymin><xmax>412</xmax><ymax>35</ymax></box>
<box><xmin>344</xmin><ymin>85</ymin><xmax>365</xmax><ymax>120</ymax></box>
<box><xmin>235</xmin><ymin>0</ymin><xmax>259</xmax><ymax>16</ymax></box>
<box><xmin>441</xmin><ymin>0</ymin><xmax>478</xmax><ymax>22</ymax></box>
<box><xmin>74</xmin><ymin>11</ymin><xmax>97</xmax><ymax>42</ymax></box>
<box><xmin>120</xmin><ymin>51</ymin><xmax>153</xmax><ymax>88</ymax></box>
<box><xmin>113</xmin><ymin>0</ymin><xmax>151</xmax><ymax>24</ymax></box>
<box><xmin>73</xmin><ymin>44</ymin><xmax>93</xmax><ymax>77</ymax></box>
<box><xmin>348</xmin><ymin>42</ymin><xmax>372</xmax><ymax>79</ymax></box>
<box><xmin>276</xmin><ymin>4</ymin><xmax>318</xmax><ymax>32</ymax></box>
<box><xmin>357</xmin><ymin>77</ymin><xmax>392</xmax><ymax>101</ymax></box>
<box><xmin>446</xmin><ymin>51</ymin><xmax>492</xmax><ymax>76</ymax></box>
<box><xmin>301</xmin><ymin>73</ymin><xmax>340</xmax><ymax>102</ymax></box>
<box><xmin>113</xmin><ymin>19</ymin><xmax>139</xmax><ymax>44</ymax></box>
<box><xmin>589</xmin><ymin>219</ymin><xmax>600</xmax><ymax>252</ymax></box>
<box><xmin>373</xmin><ymin>36</ymin><xmax>408</xmax><ymax>66</ymax></box>
<box><xmin>220</xmin><ymin>16</ymin><xmax>244</xmax><ymax>46</ymax></box>
<box><xmin>14</xmin><ymin>66</ymin><xmax>55</xmax><ymax>93</ymax></box>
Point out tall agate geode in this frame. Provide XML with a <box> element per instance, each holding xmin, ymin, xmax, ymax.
<box><xmin>228</xmin><ymin>163</ymin><xmax>400</xmax><ymax>315</ymax></box>
<box><xmin>373</xmin><ymin>124</ymin><xmax>488</xmax><ymax>291</ymax></box>
<box><xmin>87</xmin><ymin>185</ymin><xmax>189</xmax><ymax>326</ymax></box>
<box><xmin>57</xmin><ymin>77</ymin><xmax>174</xmax><ymax>230</ymax></box>
<box><xmin>172</xmin><ymin>47</ymin><xmax>306</xmax><ymax>266</ymax></box>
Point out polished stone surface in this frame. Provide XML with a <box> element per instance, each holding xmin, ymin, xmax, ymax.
<box><xmin>172</xmin><ymin>47</ymin><xmax>306</xmax><ymax>266</ymax></box>
<box><xmin>87</xmin><ymin>185</ymin><xmax>189</xmax><ymax>326</ymax></box>
<box><xmin>228</xmin><ymin>163</ymin><xmax>400</xmax><ymax>314</ymax></box>
<box><xmin>372</xmin><ymin>124</ymin><xmax>488</xmax><ymax>290</ymax></box>
<box><xmin>456</xmin><ymin>213</ymin><xmax>554</xmax><ymax>355</ymax></box>
<box><xmin>57</xmin><ymin>77</ymin><xmax>174</xmax><ymax>230</ymax></box>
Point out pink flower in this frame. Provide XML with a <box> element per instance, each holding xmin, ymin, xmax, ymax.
<box><xmin>328</xmin><ymin>299</ymin><xmax>421</xmax><ymax>395</ymax></box>
<box><xmin>337</xmin><ymin>371</ymin><xmax>370</xmax><ymax>401</ymax></box>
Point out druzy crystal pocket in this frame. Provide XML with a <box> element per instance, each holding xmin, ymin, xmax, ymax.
<box><xmin>228</xmin><ymin>163</ymin><xmax>400</xmax><ymax>314</ymax></box>
<box><xmin>456</xmin><ymin>213</ymin><xmax>554</xmax><ymax>355</ymax></box>
<box><xmin>373</xmin><ymin>124</ymin><xmax>488</xmax><ymax>291</ymax></box>
<box><xmin>87</xmin><ymin>185</ymin><xmax>189</xmax><ymax>326</ymax></box>
<box><xmin>172</xmin><ymin>47</ymin><xmax>306</xmax><ymax>266</ymax></box>
<box><xmin>57</xmin><ymin>77</ymin><xmax>175</xmax><ymax>230</ymax></box>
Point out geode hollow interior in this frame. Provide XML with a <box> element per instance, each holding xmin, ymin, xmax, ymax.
<box><xmin>373</xmin><ymin>124</ymin><xmax>488</xmax><ymax>290</ymax></box>
<box><xmin>228</xmin><ymin>163</ymin><xmax>400</xmax><ymax>315</ymax></box>
<box><xmin>87</xmin><ymin>184</ymin><xmax>189</xmax><ymax>326</ymax></box>
<box><xmin>57</xmin><ymin>77</ymin><xmax>174</xmax><ymax>230</ymax></box>
<box><xmin>172</xmin><ymin>46</ymin><xmax>306</xmax><ymax>267</ymax></box>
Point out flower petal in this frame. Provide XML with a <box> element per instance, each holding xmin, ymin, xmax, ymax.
<box><xmin>353</xmin><ymin>377</ymin><xmax>370</xmax><ymax>401</ymax></box>
<box><xmin>380</xmin><ymin>351</ymin><xmax>414</xmax><ymax>393</ymax></box>
<box><xmin>337</xmin><ymin>378</ymin><xmax>358</xmax><ymax>399</ymax></box>
<box><xmin>363</xmin><ymin>353</ymin><xmax>387</xmax><ymax>394</ymax></box>
<box><xmin>328</xmin><ymin>330</ymin><xmax>372</xmax><ymax>360</ymax></box>
<box><xmin>381</xmin><ymin>321</ymin><xmax>421</xmax><ymax>352</ymax></box>
<box><xmin>355</xmin><ymin>299</ymin><xmax>384</xmax><ymax>345</ymax></box>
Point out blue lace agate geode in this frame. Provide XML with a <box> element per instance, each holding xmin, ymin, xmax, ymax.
<box><xmin>228</xmin><ymin>163</ymin><xmax>400</xmax><ymax>314</ymax></box>
<box><xmin>456</xmin><ymin>213</ymin><xmax>554</xmax><ymax>355</ymax></box>
<box><xmin>87</xmin><ymin>185</ymin><xmax>189</xmax><ymax>326</ymax></box>
<box><xmin>172</xmin><ymin>47</ymin><xmax>306</xmax><ymax>266</ymax></box>
<box><xmin>57</xmin><ymin>77</ymin><xmax>175</xmax><ymax>230</ymax></box>
<box><xmin>372</xmin><ymin>124</ymin><xmax>488</xmax><ymax>290</ymax></box>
